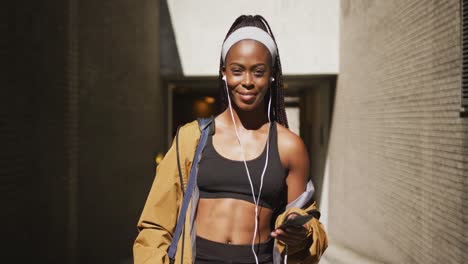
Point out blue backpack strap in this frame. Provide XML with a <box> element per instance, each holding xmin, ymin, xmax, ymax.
<box><xmin>168</xmin><ymin>117</ymin><xmax>213</xmax><ymax>263</ymax></box>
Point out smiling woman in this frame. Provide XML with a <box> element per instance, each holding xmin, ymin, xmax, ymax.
<box><xmin>223</xmin><ymin>39</ymin><xmax>271</xmax><ymax>110</ymax></box>
<box><xmin>133</xmin><ymin>15</ymin><xmax>328</xmax><ymax>264</ymax></box>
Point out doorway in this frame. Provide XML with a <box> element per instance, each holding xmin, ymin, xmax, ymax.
<box><xmin>163</xmin><ymin>75</ymin><xmax>336</xmax><ymax>206</ymax></box>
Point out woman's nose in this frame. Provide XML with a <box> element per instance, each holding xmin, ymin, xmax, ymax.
<box><xmin>242</xmin><ymin>73</ymin><xmax>254</xmax><ymax>89</ymax></box>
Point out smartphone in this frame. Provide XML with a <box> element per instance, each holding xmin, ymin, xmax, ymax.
<box><xmin>277</xmin><ymin>214</ymin><xmax>314</xmax><ymax>230</ymax></box>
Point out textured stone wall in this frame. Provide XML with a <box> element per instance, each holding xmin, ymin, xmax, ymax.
<box><xmin>328</xmin><ymin>0</ymin><xmax>468</xmax><ymax>263</ymax></box>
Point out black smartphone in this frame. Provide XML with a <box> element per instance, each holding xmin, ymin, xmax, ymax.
<box><xmin>277</xmin><ymin>214</ymin><xmax>314</xmax><ymax>230</ymax></box>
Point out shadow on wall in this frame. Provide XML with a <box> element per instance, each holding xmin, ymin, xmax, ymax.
<box><xmin>160</xmin><ymin>0</ymin><xmax>183</xmax><ymax>76</ymax></box>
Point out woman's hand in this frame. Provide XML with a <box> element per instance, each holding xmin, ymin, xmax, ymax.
<box><xmin>270</xmin><ymin>213</ymin><xmax>309</xmax><ymax>246</ymax></box>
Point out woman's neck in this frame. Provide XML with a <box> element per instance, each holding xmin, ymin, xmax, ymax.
<box><xmin>222</xmin><ymin>103</ymin><xmax>270</xmax><ymax>131</ymax></box>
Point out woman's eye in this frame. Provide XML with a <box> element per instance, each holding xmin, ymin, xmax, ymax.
<box><xmin>231</xmin><ymin>69</ymin><xmax>242</xmax><ymax>75</ymax></box>
<box><xmin>254</xmin><ymin>71</ymin><xmax>265</xmax><ymax>77</ymax></box>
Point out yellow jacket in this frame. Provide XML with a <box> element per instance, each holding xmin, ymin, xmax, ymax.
<box><xmin>133</xmin><ymin>120</ymin><xmax>328</xmax><ymax>264</ymax></box>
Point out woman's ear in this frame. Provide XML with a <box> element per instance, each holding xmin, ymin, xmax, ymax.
<box><xmin>221</xmin><ymin>66</ymin><xmax>226</xmax><ymax>77</ymax></box>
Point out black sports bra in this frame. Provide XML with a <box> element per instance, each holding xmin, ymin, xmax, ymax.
<box><xmin>197</xmin><ymin>120</ymin><xmax>287</xmax><ymax>210</ymax></box>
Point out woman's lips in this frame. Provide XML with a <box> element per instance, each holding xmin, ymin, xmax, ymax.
<box><xmin>237</xmin><ymin>91</ymin><xmax>257</xmax><ymax>102</ymax></box>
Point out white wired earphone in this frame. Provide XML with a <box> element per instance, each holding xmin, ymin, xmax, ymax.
<box><xmin>222</xmin><ymin>75</ymin><xmax>274</xmax><ymax>264</ymax></box>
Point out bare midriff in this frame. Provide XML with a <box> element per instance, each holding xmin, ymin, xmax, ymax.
<box><xmin>195</xmin><ymin>198</ymin><xmax>273</xmax><ymax>244</ymax></box>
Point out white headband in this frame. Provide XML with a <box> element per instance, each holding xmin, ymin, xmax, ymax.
<box><xmin>221</xmin><ymin>26</ymin><xmax>277</xmax><ymax>65</ymax></box>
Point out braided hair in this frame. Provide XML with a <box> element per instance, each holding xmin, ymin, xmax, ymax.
<box><xmin>218</xmin><ymin>15</ymin><xmax>289</xmax><ymax>128</ymax></box>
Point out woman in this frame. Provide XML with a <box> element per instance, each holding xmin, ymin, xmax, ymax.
<box><xmin>134</xmin><ymin>15</ymin><xmax>328</xmax><ymax>264</ymax></box>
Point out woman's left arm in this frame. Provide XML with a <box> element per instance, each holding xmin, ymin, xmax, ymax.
<box><xmin>270</xmin><ymin>131</ymin><xmax>328</xmax><ymax>263</ymax></box>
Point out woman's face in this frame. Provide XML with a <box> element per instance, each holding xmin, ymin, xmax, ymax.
<box><xmin>222</xmin><ymin>39</ymin><xmax>272</xmax><ymax>112</ymax></box>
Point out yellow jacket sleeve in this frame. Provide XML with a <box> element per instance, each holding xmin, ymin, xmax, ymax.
<box><xmin>274</xmin><ymin>201</ymin><xmax>328</xmax><ymax>264</ymax></box>
<box><xmin>133</xmin><ymin>121</ymin><xmax>199</xmax><ymax>264</ymax></box>
<box><xmin>133</xmin><ymin>137</ymin><xmax>182</xmax><ymax>264</ymax></box>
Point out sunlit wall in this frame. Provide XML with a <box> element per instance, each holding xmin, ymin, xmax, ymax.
<box><xmin>167</xmin><ymin>0</ymin><xmax>339</xmax><ymax>76</ymax></box>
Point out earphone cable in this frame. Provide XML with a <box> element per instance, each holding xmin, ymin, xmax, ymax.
<box><xmin>224</xmin><ymin>77</ymin><xmax>272</xmax><ymax>264</ymax></box>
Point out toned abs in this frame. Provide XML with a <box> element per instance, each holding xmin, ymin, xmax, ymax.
<box><xmin>195</xmin><ymin>198</ymin><xmax>273</xmax><ymax>244</ymax></box>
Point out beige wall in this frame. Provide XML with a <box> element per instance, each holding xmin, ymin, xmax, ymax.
<box><xmin>167</xmin><ymin>0</ymin><xmax>339</xmax><ymax>75</ymax></box>
<box><xmin>327</xmin><ymin>0</ymin><xmax>468</xmax><ymax>263</ymax></box>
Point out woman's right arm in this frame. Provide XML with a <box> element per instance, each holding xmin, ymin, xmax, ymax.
<box><xmin>133</xmin><ymin>138</ymin><xmax>183</xmax><ymax>264</ymax></box>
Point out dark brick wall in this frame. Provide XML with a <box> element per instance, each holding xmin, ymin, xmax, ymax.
<box><xmin>3</xmin><ymin>1</ymin><xmax>76</xmax><ymax>262</ymax></box>
<box><xmin>3</xmin><ymin>1</ymin><xmax>162</xmax><ymax>263</ymax></box>
<box><xmin>329</xmin><ymin>0</ymin><xmax>468</xmax><ymax>263</ymax></box>
<box><xmin>78</xmin><ymin>0</ymin><xmax>162</xmax><ymax>263</ymax></box>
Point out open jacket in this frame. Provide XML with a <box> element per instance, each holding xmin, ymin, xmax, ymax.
<box><xmin>133</xmin><ymin>120</ymin><xmax>328</xmax><ymax>264</ymax></box>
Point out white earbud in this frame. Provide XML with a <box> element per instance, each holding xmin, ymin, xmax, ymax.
<box><xmin>222</xmin><ymin>75</ymin><xmax>227</xmax><ymax>81</ymax></box>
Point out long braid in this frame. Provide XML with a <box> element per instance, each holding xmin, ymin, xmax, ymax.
<box><xmin>218</xmin><ymin>15</ymin><xmax>289</xmax><ymax>129</ymax></box>
<box><xmin>255</xmin><ymin>15</ymin><xmax>289</xmax><ymax>128</ymax></box>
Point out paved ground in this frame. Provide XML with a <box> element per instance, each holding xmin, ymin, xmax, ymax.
<box><xmin>319</xmin><ymin>238</ymin><xmax>382</xmax><ymax>264</ymax></box>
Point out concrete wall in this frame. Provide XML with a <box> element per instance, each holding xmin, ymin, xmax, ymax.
<box><xmin>327</xmin><ymin>0</ymin><xmax>468</xmax><ymax>263</ymax></box>
<box><xmin>167</xmin><ymin>0</ymin><xmax>339</xmax><ymax>76</ymax></box>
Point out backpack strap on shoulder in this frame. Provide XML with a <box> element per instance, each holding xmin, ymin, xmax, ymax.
<box><xmin>197</xmin><ymin>116</ymin><xmax>215</xmax><ymax>135</ymax></box>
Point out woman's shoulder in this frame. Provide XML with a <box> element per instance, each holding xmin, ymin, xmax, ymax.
<box><xmin>180</xmin><ymin>119</ymin><xmax>199</xmax><ymax>130</ymax></box>
<box><xmin>178</xmin><ymin>117</ymin><xmax>216</xmax><ymax>137</ymax></box>
<box><xmin>275</xmin><ymin>122</ymin><xmax>308</xmax><ymax>159</ymax></box>
<box><xmin>276</xmin><ymin>122</ymin><xmax>303</xmax><ymax>145</ymax></box>
<box><xmin>174</xmin><ymin>120</ymin><xmax>204</xmax><ymax>157</ymax></box>
<box><xmin>177</xmin><ymin>120</ymin><xmax>202</xmax><ymax>137</ymax></box>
